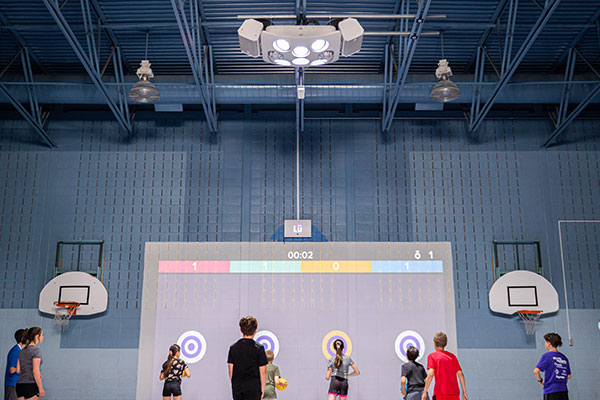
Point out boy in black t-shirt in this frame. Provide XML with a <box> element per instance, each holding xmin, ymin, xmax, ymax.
<box><xmin>227</xmin><ymin>316</ymin><xmax>268</xmax><ymax>400</ymax></box>
<box><xmin>401</xmin><ymin>346</ymin><xmax>429</xmax><ymax>400</ymax></box>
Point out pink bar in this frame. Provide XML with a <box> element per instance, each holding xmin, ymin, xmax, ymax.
<box><xmin>159</xmin><ymin>261</ymin><xmax>230</xmax><ymax>273</ymax></box>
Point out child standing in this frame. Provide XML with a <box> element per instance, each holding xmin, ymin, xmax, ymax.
<box><xmin>263</xmin><ymin>350</ymin><xmax>283</xmax><ymax>399</ymax></box>
<box><xmin>16</xmin><ymin>327</ymin><xmax>45</xmax><ymax>400</ymax></box>
<box><xmin>227</xmin><ymin>316</ymin><xmax>268</xmax><ymax>400</ymax></box>
<box><xmin>421</xmin><ymin>332</ymin><xmax>468</xmax><ymax>400</ymax></box>
<box><xmin>4</xmin><ymin>329</ymin><xmax>26</xmax><ymax>400</ymax></box>
<box><xmin>160</xmin><ymin>344</ymin><xmax>190</xmax><ymax>400</ymax></box>
<box><xmin>401</xmin><ymin>346</ymin><xmax>429</xmax><ymax>400</ymax></box>
<box><xmin>325</xmin><ymin>339</ymin><xmax>360</xmax><ymax>400</ymax></box>
<box><xmin>533</xmin><ymin>333</ymin><xmax>571</xmax><ymax>400</ymax></box>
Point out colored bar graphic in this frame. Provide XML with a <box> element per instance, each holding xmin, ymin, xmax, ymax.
<box><xmin>371</xmin><ymin>260</ymin><xmax>443</xmax><ymax>273</ymax></box>
<box><xmin>230</xmin><ymin>261</ymin><xmax>301</xmax><ymax>273</ymax></box>
<box><xmin>301</xmin><ymin>260</ymin><xmax>371</xmax><ymax>273</ymax></box>
<box><xmin>158</xmin><ymin>261</ymin><xmax>230</xmax><ymax>273</ymax></box>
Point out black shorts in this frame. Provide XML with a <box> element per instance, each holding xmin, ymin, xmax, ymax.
<box><xmin>232</xmin><ymin>389</ymin><xmax>262</xmax><ymax>400</ymax></box>
<box><xmin>15</xmin><ymin>383</ymin><xmax>39</xmax><ymax>399</ymax></box>
<box><xmin>544</xmin><ymin>392</ymin><xmax>569</xmax><ymax>400</ymax></box>
<box><xmin>328</xmin><ymin>376</ymin><xmax>349</xmax><ymax>397</ymax></box>
<box><xmin>162</xmin><ymin>380</ymin><xmax>182</xmax><ymax>397</ymax></box>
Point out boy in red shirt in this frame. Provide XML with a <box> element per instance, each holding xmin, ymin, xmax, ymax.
<box><xmin>421</xmin><ymin>332</ymin><xmax>468</xmax><ymax>400</ymax></box>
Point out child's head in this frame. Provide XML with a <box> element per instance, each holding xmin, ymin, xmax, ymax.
<box><xmin>14</xmin><ymin>329</ymin><xmax>26</xmax><ymax>344</ymax></box>
<box><xmin>169</xmin><ymin>344</ymin><xmax>181</xmax><ymax>358</ymax></box>
<box><xmin>433</xmin><ymin>332</ymin><xmax>447</xmax><ymax>349</ymax></box>
<box><xmin>544</xmin><ymin>332</ymin><xmax>562</xmax><ymax>349</ymax></box>
<box><xmin>266</xmin><ymin>349</ymin><xmax>274</xmax><ymax>363</ymax></box>
<box><xmin>26</xmin><ymin>327</ymin><xmax>43</xmax><ymax>345</ymax></box>
<box><xmin>239</xmin><ymin>316</ymin><xmax>258</xmax><ymax>336</ymax></box>
<box><xmin>406</xmin><ymin>345</ymin><xmax>419</xmax><ymax>361</ymax></box>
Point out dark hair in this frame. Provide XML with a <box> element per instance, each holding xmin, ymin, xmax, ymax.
<box><xmin>162</xmin><ymin>344</ymin><xmax>180</xmax><ymax>376</ymax></box>
<box><xmin>406</xmin><ymin>345</ymin><xmax>419</xmax><ymax>361</ymax></box>
<box><xmin>26</xmin><ymin>327</ymin><xmax>42</xmax><ymax>344</ymax></box>
<box><xmin>239</xmin><ymin>316</ymin><xmax>258</xmax><ymax>336</ymax></box>
<box><xmin>433</xmin><ymin>332</ymin><xmax>447</xmax><ymax>348</ymax></box>
<box><xmin>333</xmin><ymin>339</ymin><xmax>344</xmax><ymax>368</ymax></box>
<box><xmin>14</xmin><ymin>329</ymin><xmax>26</xmax><ymax>344</ymax></box>
<box><xmin>544</xmin><ymin>333</ymin><xmax>562</xmax><ymax>348</ymax></box>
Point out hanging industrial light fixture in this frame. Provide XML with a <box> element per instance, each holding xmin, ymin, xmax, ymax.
<box><xmin>430</xmin><ymin>59</ymin><xmax>460</xmax><ymax>102</ymax></box>
<box><xmin>129</xmin><ymin>31</ymin><xmax>160</xmax><ymax>103</ymax></box>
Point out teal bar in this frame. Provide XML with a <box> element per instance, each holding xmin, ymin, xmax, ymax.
<box><xmin>230</xmin><ymin>261</ymin><xmax>302</xmax><ymax>273</ymax></box>
<box><xmin>371</xmin><ymin>260</ymin><xmax>443</xmax><ymax>273</ymax></box>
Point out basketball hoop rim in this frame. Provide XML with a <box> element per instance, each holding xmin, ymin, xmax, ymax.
<box><xmin>517</xmin><ymin>310</ymin><xmax>542</xmax><ymax>315</ymax></box>
<box><xmin>53</xmin><ymin>301</ymin><xmax>80</xmax><ymax>316</ymax></box>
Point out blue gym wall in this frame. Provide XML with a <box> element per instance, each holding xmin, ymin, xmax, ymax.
<box><xmin>0</xmin><ymin>117</ymin><xmax>599</xmax><ymax>399</ymax></box>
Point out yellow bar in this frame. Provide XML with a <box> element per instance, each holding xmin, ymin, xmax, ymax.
<box><xmin>301</xmin><ymin>260</ymin><xmax>372</xmax><ymax>273</ymax></box>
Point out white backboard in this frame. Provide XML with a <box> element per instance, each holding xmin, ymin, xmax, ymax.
<box><xmin>39</xmin><ymin>271</ymin><xmax>108</xmax><ymax>316</ymax></box>
<box><xmin>489</xmin><ymin>270</ymin><xmax>559</xmax><ymax>315</ymax></box>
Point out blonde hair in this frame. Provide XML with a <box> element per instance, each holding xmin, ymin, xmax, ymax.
<box><xmin>266</xmin><ymin>349</ymin><xmax>274</xmax><ymax>362</ymax></box>
<box><xmin>433</xmin><ymin>332</ymin><xmax>447</xmax><ymax>348</ymax></box>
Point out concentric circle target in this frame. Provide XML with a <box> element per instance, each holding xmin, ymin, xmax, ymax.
<box><xmin>394</xmin><ymin>330</ymin><xmax>425</xmax><ymax>362</ymax></box>
<box><xmin>177</xmin><ymin>330</ymin><xmax>207</xmax><ymax>364</ymax></box>
<box><xmin>321</xmin><ymin>330</ymin><xmax>352</xmax><ymax>360</ymax></box>
<box><xmin>254</xmin><ymin>330</ymin><xmax>280</xmax><ymax>358</ymax></box>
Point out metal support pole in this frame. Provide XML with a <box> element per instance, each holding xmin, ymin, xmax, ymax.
<box><xmin>80</xmin><ymin>0</ymin><xmax>100</xmax><ymax>73</ymax></box>
<box><xmin>500</xmin><ymin>0</ymin><xmax>518</xmax><ymax>75</ymax></box>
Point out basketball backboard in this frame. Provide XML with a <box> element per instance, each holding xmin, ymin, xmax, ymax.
<box><xmin>488</xmin><ymin>270</ymin><xmax>559</xmax><ymax>315</ymax></box>
<box><xmin>39</xmin><ymin>271</ymin><xmax>108</xmax><ymax>316</ymax></box>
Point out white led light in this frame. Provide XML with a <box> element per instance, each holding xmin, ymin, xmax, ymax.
<box><xmin>273</xmin><ymin>59</ymin><xmax>292</xmax><ymax>66</ymax></box>
<box><xmin>311</xmin><ymin>39</ymin><xmax>329</xmax><ymax>52</ymax></box>
<box><xmin>292</xmin><ymin>57</ymin><xmax>310</xmax><ymax>66</ymax></box>
<box><xmin>292</xmin><ymin>46</ymin><xmax>310</xmax><ymax>58</ymax></box>
<box><xmin>310</xmin><ymin>59</ymin><xmax>328</xmax><ymax>66</ymax></box>
<box><xmin>273</xmin><ymin>39</ymin><xmax>291</xmax><ymax>53</ymax></box>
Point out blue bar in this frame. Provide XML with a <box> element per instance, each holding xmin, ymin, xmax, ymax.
<box><xmin>371</xmin><ymin>261</ymin><xmax>443</xmax><ymax>273</ymax></box>
<box><xmin>230</xmin><ymin>261</ymin><xmax>301</xmax><ymax>273</ymax></box>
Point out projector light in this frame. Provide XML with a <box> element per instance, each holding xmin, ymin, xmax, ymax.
<box><xmin>292</xmin><ymin>46</ymin><xmax>310</xmax><ymax>58</ymax></box>
<box><xmin>320</xmin><ymin>50</ymin><xmax>334</xmax><ymax>61</ymax></box>
<box><xmin>292</xmin><ymin>57</ymin><xmax>310</xmax><ymax>66</ymax></box>
<box><xmin>310</xmin><ymin>58</ymin><xmax>328</xmax><ymax>66</ymax></box>
<box><xmin>273</xmin><ymin>39</ymin><xmax>290</xmax><ymax>53</ymax></box>
<box><xmin>274</xmin><ymin>59</ymin><xmax>292</xmax><ymax>66</ymax></box>
<box><xmin>311</xmin><ymin>39</ymin><xmax>329</xmax><ymax>52</ymax></box>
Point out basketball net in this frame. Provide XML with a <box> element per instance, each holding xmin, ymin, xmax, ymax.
<box><xmin>53</xmin><ymin>301</ymin><xmax>80</xmax><ymax>329</ymax></box>
<box><xmin>517</xmin><ymin>310</ymin><xmax>542</xmax><ymax>335</ymax></box>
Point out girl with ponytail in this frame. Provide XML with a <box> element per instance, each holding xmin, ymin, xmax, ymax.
<box><xmin>16</xmin><ymin>327</ymin><xmax>45</xmax><ymax>399</ymax></box>
<box><xmin>325</xmin><ymin>340</ymin><xmax>360</xmax><ymax>400</ymax></box>
<box><xmin>160</xmin><ymin>344</ymin><xmax>190</xmax><ymax>400</ymax></box>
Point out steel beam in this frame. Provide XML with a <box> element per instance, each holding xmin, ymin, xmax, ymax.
<box><xmin>550</xmin><ymin>7</ymin><xmax>600</xmax><ymax>73</ymax></box>
<box><xmin>170</xmin><ymin>0</ymin><xmax>217</xmax><ymax>133</ymax></box>
<box><xmin>0</xmin><ymin>10</ymin><xmax>48</xmax><ymax>74</ymax></box>
<box><xmin>542</xmin><ymin>48</ymin><xmax>600</xmax><ymax>147</ymax></box>
<box><xmin>382</xmin><ymin>0</ymin><xmax>432</xmax><ymax>132</ymax></box>
<box><xmin>0</xmin><ymin>48</ymin><xmax>55</xmax><ymax>147</ymax></box>
<box><xmin>468</xmin><ymin>0</ymin><xmax>561</xmax><ymax>134</ymax></box>
<box><xmin>42</xmin><ymin>0</ymin><xmax>132</xmax><ymax>135</ymax></box>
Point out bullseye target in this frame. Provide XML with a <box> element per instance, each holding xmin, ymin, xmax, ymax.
<box><xmin>254</xmin><ymin>330</ymin><xmax>280</xmax><ymax>358</ymax></box>
<box><xmin>395</xmin><ymin>330</ymin><xmax>425</xmax><ymax>362</ymax></box>
<box><xmin>177</xmin><ymin>330</ymin><xmax>207</xmax><ymax>364</ymax></box>
<box><xmin>321</xmin><ymin>330</ymin><xmax>352</xmax><ymax>360</ymax></box>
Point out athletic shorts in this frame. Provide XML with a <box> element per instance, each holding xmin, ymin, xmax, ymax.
<box><xmin>4</xmin><ymin>386</ymin><xmax>17</xmax><ymax>400</ymax></box>
<box><xmin>162</xmin><ymin>380</ymin><xmax>182</xmax><ymax>397</ymax></box>
<box><xmin>15</xmin><ymin>383</ymin><xmax>39</xmax><ymax>399</ymax></box>
<box><xmin>232</xmin><ymin>389</ymin><xmax>262</xmax><ymax>400</ymax></box>
<box><xmin>328</xmin><ymin>376</ymin><xmax>349</xmax><ymax>397</ymax></box>
<box><xmin>544</xmin><ymin>391</ymin><xmax>569</xmax><ymax>400</ymax></box>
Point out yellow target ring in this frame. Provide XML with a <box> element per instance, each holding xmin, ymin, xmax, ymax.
<box><xmin>321</xmin><ymin>330</ymin><xmax>352</xmax><ymax>360</ymax></box>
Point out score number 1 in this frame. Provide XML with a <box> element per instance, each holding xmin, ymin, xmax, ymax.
<box><xmin>413</xmin><ymin>250</ymin><xmax>434</xmax><ymax>260</ymax></box>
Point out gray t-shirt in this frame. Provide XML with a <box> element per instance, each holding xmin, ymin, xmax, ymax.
<box><xmin>16</xmin><ymin>345</ymin><xmax>43</xmax><ymax>384</ymax></box>
<box><xmin>327</xmin><ymin>355</ymin><xmax>354</xmax><ymax>379</ymax></box>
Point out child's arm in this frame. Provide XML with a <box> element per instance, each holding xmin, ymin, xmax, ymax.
<box><xmin>421</xmin><ymin>369</ymin><xmax>434</xmax><ymax>400</ymax></box>
<box><xmin>228</xmin><ymin>363</ymin><xmax>234</xmax><ymax>381</ymax></box>
<box><xmin>325</xmin><ymin>367</ymin><xmax>332</xmax><ymax>381</ymax></box>
<box><xmin>14</xmin><ymin>359</ymin><xmax>20</xmax><ymax>375</ymax></box>
<box><xmin>159</xmin><ymin>371</ymin><xmax>166</xmax><ymax>381</ymax></box>
<box><xmin>274</xmin><ymin>375</ymin><xmax>280</xmax><ymax>385</ymax></box>
<box><xmin>400</xmin><ymin>376</ymin><xmax>407</xmax><ymax>397</ymax></box>
<box><xmin>183</xmin><ymin>367</ymin><xmax>190</xmax><ymax>378</ymax></box>
<box><xmin>259</xmin><ymin>365</ymin><xmax>267</xmax><ymax>399</ymax></box>
<box><xmin>348</xmin><ymin>363</ymin><xmax>360</xmax><ymax>377</ymax></box>
<box><xmin>533</xmin><ymin>367</ymin><xmax>544</xmax><ymax>386</ymax></box>
<box><xmin>457</xmin><ymin>370</ymin><xmax>468</xmax><ymax>400</ymax></box>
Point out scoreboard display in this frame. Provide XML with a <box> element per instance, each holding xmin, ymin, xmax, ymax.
<box><xmin>137</xmin><ymin>242</ymin><xmax>456</xmax><ymax>400</ymax></box>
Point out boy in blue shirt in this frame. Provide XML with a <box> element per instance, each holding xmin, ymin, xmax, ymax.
<box><xmin>4</xmin><ymin>329</ymin><xmax>26</xmax><ymax>400</ymax></box>
<box><xmin>533</xmin><ymin>332</ymin><xmax>571</xmax><ymax>400</ymax></box>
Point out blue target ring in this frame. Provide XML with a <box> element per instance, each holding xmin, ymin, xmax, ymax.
<box><xmin>395</xmin><ymin>330</ymin><xmax>425</xmax><ymax>362</ymax></box>
<box><xmin>177</xmin><ymin>330</ymin><xmax>207</xmax><ymax>364</ymax></box>
<box><xmin>254</xmin><ymin>330</ymin><xmax>279</xmax><ymax>358</ymax></box>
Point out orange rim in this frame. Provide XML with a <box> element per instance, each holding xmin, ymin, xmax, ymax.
<box><xmin>54</xmin><ymin>301</ymin><xmax>80</xmax><ymax>315</ymax></box>
<box><xmin>517</xmin><ymin>310</ymin><xmax>542</xmax><ymax>314</ymax></box>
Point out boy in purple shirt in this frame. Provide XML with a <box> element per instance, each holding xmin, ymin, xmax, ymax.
<box><xmin>533</xmin><ymin>333</ymin><xmax>571</xmax><ymax>400</ymax></box>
